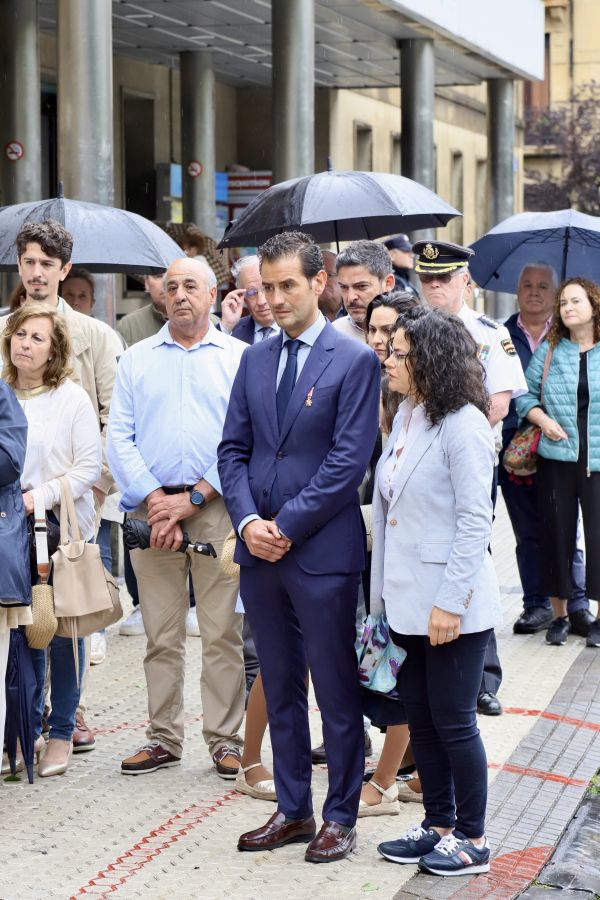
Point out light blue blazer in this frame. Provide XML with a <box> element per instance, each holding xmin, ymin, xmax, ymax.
<box><xmin>369</xmin><ymin>403</ymin><xmax>502</xmax><ymax>636</ymax></box>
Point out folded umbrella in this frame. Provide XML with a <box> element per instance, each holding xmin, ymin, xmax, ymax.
<box><xmin>0</xmin><ymin>185</ymin><xmax>183</xmax><ymax>274</ymax></box>
<box><xmin>469</xmin><ymin>209</ymin><xmax>600</xmax><ymax>293</ymax></box>
<box><xmin>218</xmin><ymin>166</ymin><xmax>460</xmax><ymax>249</ymax></box>
<box><xmin>4</xmin><ymin>628</ymin><xmax>38</xmax><ymax>783</ymax></box>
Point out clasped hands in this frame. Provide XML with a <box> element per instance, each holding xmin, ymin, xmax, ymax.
<box><xmin>146</xmin><ymin>482</ymin><xmax>214</xmax><ymax>551</ymax></box>
<box><xmin>242</xmin><ymin>518</ymin><xmax>292</xmax><ymax>562</ymax></box>
<box><xmin>428</xmin><ymin>606</ymin><xmax>461</xmax><ymax>646</ymax></box>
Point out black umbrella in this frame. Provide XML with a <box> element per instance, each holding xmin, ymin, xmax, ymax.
<box><xmin>0</xmin><ymin>185</ymin><xmax>183</xmax><ymax>274</ymax></box>
<box><xmin>4</xmin><ymin>628</ymin><xmax>38</xmax><ymax>783</ymax></box>
<box><xmin>123</xmin><ymin>519</ymin><xmax>216</xmax><ymax>558</ymax></box>
<box><xmin>469</xmin><ymin>209</ymin><xmax>600</xmax><ymax>293</ymax></box>
<box><xmin>218</xmin><ymin>165</ymin><xmax>460</xmax><ymax>250</ymax></box>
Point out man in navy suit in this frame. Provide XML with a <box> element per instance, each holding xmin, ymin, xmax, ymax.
<box><xmin>218</xmin><ymin>232</ymin><xmax>380</xmax><ymax>862</ymax></box>
<box><xmin>219</xmin><ymin>255</ymin><xmax>280</xmax><ymax>345</ymax></box>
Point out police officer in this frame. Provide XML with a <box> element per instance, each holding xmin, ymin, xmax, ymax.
<box><xmin>413</xmin><ymin>239</ymin><xmax>528</xmax><ymax>716</ymax></box>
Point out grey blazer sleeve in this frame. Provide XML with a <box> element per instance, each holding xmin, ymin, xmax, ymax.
<box><xmin>434</xmin><ymin>411</ymin><xmax>495</xmax><ymax>615</ymax></box>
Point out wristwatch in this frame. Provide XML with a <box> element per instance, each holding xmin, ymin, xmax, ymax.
<box><xmin>190</xmin><ymin>489</ymin><xmax>206</xmax><ymax>507</ymax></box>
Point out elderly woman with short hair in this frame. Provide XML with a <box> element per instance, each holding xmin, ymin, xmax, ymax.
<box><xmin>2</xmin><ymin>303</ymin><xmax>101</xmax><ymax>777</ymax></box>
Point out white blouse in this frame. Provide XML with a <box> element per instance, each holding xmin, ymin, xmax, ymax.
<box><xmin>378</xmin><ymin>400</ymin><xmax>428</xmax><ymax>502</ymax></box>
<box><xmin>17</xmin><ymin>379</ymin><xmax>102</xmax><ymax>540</ymax></box>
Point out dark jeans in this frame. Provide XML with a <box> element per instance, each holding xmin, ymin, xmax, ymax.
<box><xmin>31</xmin><ymin>635</ymin><xmax>85</xmax><ymax>741</ymax></box>
<box><xmin>499</xmin><ymin>431</ymin><xmax>588</xmax><ymax>612</ymax></box>
<box><xmin>391</xmin><ymin>628</ymin><xmax>492</xmax><ymax>838</ymax></box>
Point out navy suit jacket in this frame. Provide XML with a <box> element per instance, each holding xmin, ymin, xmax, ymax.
<box><xmin>503</xmin><ymin>313</ymin><xmax>533</xmax><ymax>434</ymax></box>
<box><xmin>218</xmin><ymin>319</ymin><xmax>381</xmax><ymax>575</ymax></box>
<box><xmin>231</xmin><ymin>315</ymin><xmax>255</xmax><ymax>345</ymax></box>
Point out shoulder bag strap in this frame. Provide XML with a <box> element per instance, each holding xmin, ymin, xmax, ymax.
<box><xmin>540</xmin><ymin>345</ymin><xmax>553</xmax><ymax>408</ymax></box>
<box><xmin>58</xmin><ymin>475</ymin><xmax>82</xmax><ymax>543</ymax></box>
<box><xmin>33</xmin><ymin>491</ymin><xmax>50</xmax><ymax>584</ymax></box>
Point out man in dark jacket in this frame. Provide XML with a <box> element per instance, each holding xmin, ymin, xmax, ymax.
<box><xmin>499</xmin><ymin>263</ymin><xmax>593</xmax><ymax>636</ymax></box>
<box><xmin>383</xmin><ymin>235</ymin><xmax>419</xmax><ymax>298</ymax></box>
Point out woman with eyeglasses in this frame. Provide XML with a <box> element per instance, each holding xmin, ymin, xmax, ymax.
<box><xmin>373</xmin><ymin>307</ymin><xmax>501</xmax><ymax>878</ymax></box>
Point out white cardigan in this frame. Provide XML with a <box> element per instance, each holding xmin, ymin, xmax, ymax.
<box><xmin>17</xmin><ymin>379</ymin><xmax>102</xmax><ymax>540</ymax></box>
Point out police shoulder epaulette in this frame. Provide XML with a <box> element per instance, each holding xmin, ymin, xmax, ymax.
<box><xmin>478</xmin><ymin>314</ymin><xmax>499</xmax><ymax>329</ymax></box>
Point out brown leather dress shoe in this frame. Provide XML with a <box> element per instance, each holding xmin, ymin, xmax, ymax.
<box><xmin>238</xmin><ymin>810</ymin><xmax>316</xmax><ymax>852</ymax></box>
<box><xmin>213</xmin><ymin>745</ymin><xmax>242</xmax><ymax>779</ymax></box>
<box><xmin>72</xmin><ymin>712</ymin><xmax>96</xmax><ymax>753</ymax></box>
<box><xmin>305</xmin><ymin>821</ymin><xmax>357</xmax><ymax>863</ymax></box>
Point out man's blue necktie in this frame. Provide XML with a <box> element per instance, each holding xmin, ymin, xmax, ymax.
<box><xmin>276</xmin><ymin>339</ymin><xmax>302</xmax><ymax>428</ymax></box>
<box><xmin>258</xmin><ymin>326</ymin><xmax>272</xmax><ymax>341</ymax></box>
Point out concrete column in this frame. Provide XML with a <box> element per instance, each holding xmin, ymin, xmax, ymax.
<box><xmin>400</xmin><ymin>39</ymin><xmax>435</xmax><ymax>191</ymax></box>
<box><xmin>0</xmin><ymin>0</ymin><xmax>42</xmax><ymax>205</ymax></box>
<box><xmin>181</xmin><ymin>51</ymin><xmax>216</xmax><ymax>237</ymax></box>
<box><xmin>272</xmin><ymin>0</ymin><xmax>314</xmax><ymax>183</ymax></box>
<box><xmin>487</xmin><ymin>78</ymin><xmax>516</xmax><ymax>319</ymax></box>
<box><xmin>400</xmin><ymin>39</ymin><xmax>435</xmax><ymax>245</ymax></box>
<box><xmin>57</xmin><ymin>0</ymin><xmax>114</xmax><ymax>322</ymax></box>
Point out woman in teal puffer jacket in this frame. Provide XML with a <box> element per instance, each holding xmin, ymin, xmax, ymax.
<box><xmin>516</xmin><ymin>276</ymin><xmax>600</xmax><ymax>650</ymax></box>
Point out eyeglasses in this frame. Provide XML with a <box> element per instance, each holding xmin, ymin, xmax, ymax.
<box><xmin>387</xmin><ymin>345</ymin><xmax>411</xmax><ymax>365</ymax></box>
<box><xmin>245</xmin><ymin>288</ymin><xmax>265</xmax><ymax>300</ymax></box>
<box><xmin>419</xmin><ymin>271</ymin><xmax>461</xmax><ymax>285</ymax></box>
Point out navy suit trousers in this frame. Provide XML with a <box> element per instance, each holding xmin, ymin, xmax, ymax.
<box><xmin>240</xmin><ymin>554</ymin><xmax>364</xmax><ymax>827</ymax></box>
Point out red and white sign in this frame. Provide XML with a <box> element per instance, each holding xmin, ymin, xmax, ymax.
<box><xmin>228</xmin><ymin>173</ymin><xmax>272</xmax><ymax>193</ymax></box>
<box><xmin>5</xmin><ymin>141</ymin><xmax>24</xmax><ymax>162</ymax></box>
<box><xmin>186</xmin><ymin>160</ymin><xmax>203</xmax><ymax>178</ymax></box>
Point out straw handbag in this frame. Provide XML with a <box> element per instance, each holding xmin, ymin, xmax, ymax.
<box><xmin>52</xmin><ymin>477</ymin><xmax>122</xmax><ymax>644</ymax></box>
<box><xmin>25</xmin><ymin>493</ymin><xmax>58</xmax><ymax>650</ymax></box>
<box><xmin>503</xmin><ymin>346</ymin><xmax>553</xmax><ymax>478</ymax></box>
<box><xmin>220</xmin><ymin>529</ymin><xmax>240</xmax><ymax>581</ymax></box>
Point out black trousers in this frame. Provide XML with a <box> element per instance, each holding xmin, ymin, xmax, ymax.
<box><xmin>537</xmin><ymin>456</ymin><xmax>600</xmax><ymax>600</ymax></box>
<box><xmin>391</xmin><ymin>628</ymin><xmax>492</xmax><ymax>838</ymax></box>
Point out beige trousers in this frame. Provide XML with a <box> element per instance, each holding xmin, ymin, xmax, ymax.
<box><xmin>131</xmin><ymin>496</ymin><xmax>244</xmax><ymax>758</ymax></box>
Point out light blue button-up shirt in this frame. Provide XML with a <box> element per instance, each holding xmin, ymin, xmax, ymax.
<box><xmin>253</xmin><ymin>320</ymin><xmax>281</xmax><ymax>343</ymax></box>
<box><xmin>107</xmin><ymin>322</ymin><xmax>246</xmax><ymax>512</ymax></box>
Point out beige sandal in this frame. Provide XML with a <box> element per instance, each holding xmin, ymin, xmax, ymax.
<box><xmin>357</xmin><ymin>779</ymin><xmax>400</xmax><ymax>817</ymax></box>
<box><xmin>397</xmin><ymin>774</ymin><xmax>424</xmax><ymax>803</ymax></box>
<box><xmin>234</xmin><ymin>762</ymin><xmax>277</xmax><ymax>801</ymax></box>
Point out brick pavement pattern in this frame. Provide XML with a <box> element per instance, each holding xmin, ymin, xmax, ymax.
<box><xmin>1</xmin><ymin>499</ymin><xmax>598</xmax><ymax>900</ymax></box>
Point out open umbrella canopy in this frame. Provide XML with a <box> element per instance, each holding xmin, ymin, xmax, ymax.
<box><xmin>218</xmin><ymin>168</ymin><xmax>460</xmax><ymax>249</ymax></box>
<box><xmin>469</xmin><ymin>209</ymin><xmax>600</xmax><ymax>293</ymax></box>
<box><xmin>0</xmin><ymin>190</ymin><xmax>183</xmax><ymax>274</ymax></box>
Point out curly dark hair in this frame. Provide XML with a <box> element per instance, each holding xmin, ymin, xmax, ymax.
<box><xmin>547</xmin><ymin>277</ymin><xmax>600</xmax><ymax>347</ymax></box>
<box><xmin>258</xmin><ymin>231</ymin><xmax>323</xmax><ymax>279</ymax></box>
<box><xmin>16</xmin><ymin>220</ymin><xmax>73</xmax><ymax>266</ymax></box>
<box><xmin>392</xmin><ymin>307</ymin><xmax>489</xmax><ymax>425</ymax></box>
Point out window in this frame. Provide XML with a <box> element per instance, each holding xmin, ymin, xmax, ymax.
<box><xmin>354</xmin><ymin>123</ymin><xmax>373</xmax><ymax>171</ymax></box>
<box><xmin>449</xmin><ymin>152</ymin><xmax>464</xmax><ymax>244</ymax></box>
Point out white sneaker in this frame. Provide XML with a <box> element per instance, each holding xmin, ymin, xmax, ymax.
<box><xmin>119</xmin><ymin>607</ymin><xmax>145</xmax><ymax>636</ymax></box>
<box><xmin>90</xmin><ymin>631</ymin><xmax>107</xmax><ymax>665</ymax></box>
<box><xmin>186</xmin><ymin>607</ymin><xmax>200</xmax><ymax>637</ymax></box>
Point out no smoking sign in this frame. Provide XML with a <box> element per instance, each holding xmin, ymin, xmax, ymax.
<box><xmin>186</xmin><ymin>160</ymin><xmax>203</xmax><ymax>178</ymax></box>
<box><xmin>5</xmin><ymin>141</ymin><xmax>25</xmax><ymax>162</ymax></box>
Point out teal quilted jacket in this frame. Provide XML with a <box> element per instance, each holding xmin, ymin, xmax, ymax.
<box><xmin>515</xmin><ymin>338</ymin><xmax>600</xmax><ymax>471</ymax></box>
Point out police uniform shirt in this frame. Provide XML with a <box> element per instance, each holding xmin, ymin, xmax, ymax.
<box><xmin>457</xmin><ymin>304</ymin><xmax>527</xmax><ymax>397</ymax></box>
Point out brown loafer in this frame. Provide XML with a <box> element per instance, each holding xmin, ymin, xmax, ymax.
<box><xmin>238</xmin><ymin>810</ymin><xmax>316</xmax><ymax>851</ymax></box>
<box><xmin>72</xmin><ymin>713</ymin><xmax>96</xmax><ymax>753</ymax></box>
<box><xmin>305</xmin><ymin>821</ymin><xmax>357</xmax><ymax>863</ymax></box>
<box><xmin>213</xmin><ymin>745</ymin><xmax>242</xmax><ymax>779</ymax></box>
<box><xmin>121</xmin><ymin>741</ymin><xmax>181</xmax><ymax>775</ymax></box>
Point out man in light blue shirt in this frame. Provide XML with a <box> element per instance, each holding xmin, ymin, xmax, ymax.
<box><xmin>107</xmin><ymin>256</ymin><xmax>247</xmax><ymax>779</ymax></box>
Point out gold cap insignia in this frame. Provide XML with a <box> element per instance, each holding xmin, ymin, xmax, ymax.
<box><xmin>423</xmin><ymin>243</ymin><xmax>439</xmax><ymax>260</ymax></box>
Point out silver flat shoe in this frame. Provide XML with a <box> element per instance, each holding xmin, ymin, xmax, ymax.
<box><xmin>234</xmin><ymin>763</ymin><xmax>277</xmax><ymax>801</ymax></box>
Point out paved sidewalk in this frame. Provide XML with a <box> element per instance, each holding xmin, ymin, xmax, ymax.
<box><xmin>1</xmin><ymin>499</ymin><xmax>598</xmax><ymax>900</ymax></box>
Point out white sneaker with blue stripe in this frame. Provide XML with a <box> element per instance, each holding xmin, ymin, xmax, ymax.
<box><xmin>418</xmin><ymin>831</ymin><xmax>491</xmax><ymax>876</ymax></box>
<box><xmin>377</xmin><ymin>823</ymin><xmax>442</xmax><ymax>864</ymax></box>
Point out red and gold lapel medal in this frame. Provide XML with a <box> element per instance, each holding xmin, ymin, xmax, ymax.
<box><xmin>305</xmin><ymin>387</ymin><xmax>315</xmax><ymax>407</ymax></box>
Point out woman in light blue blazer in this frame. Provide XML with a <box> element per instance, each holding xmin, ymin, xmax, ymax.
<box><xmin>374</xmin><ymin>308</ymin><xmax>502</xmax><ymax>878</ymax></box>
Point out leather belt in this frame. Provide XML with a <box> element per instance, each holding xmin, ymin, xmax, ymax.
<box><xmin>162</xmin><ymin>484</ymin><xmax>194</xmax><ymax>495</ymax></box>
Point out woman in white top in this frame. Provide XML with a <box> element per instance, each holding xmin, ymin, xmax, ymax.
<box><xmin>2</xmin><ymin>303</ymin><xmax>101</xmax><ymax>777</ymax></box>
<box><xmin>373</xmin><ymin>308</ymin><xmax>501</xmax><ymax>878</ymax></box>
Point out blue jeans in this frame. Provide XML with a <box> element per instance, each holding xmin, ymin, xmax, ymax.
<box><xmin>391</xmin><ymin>628</ymin><xmax>492</xmax><ymax>838</ymax></box>
<box><xmin>31</xmin><ymin>635</ymin><xmax>85</xmax><ymax>741</ymax></box>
